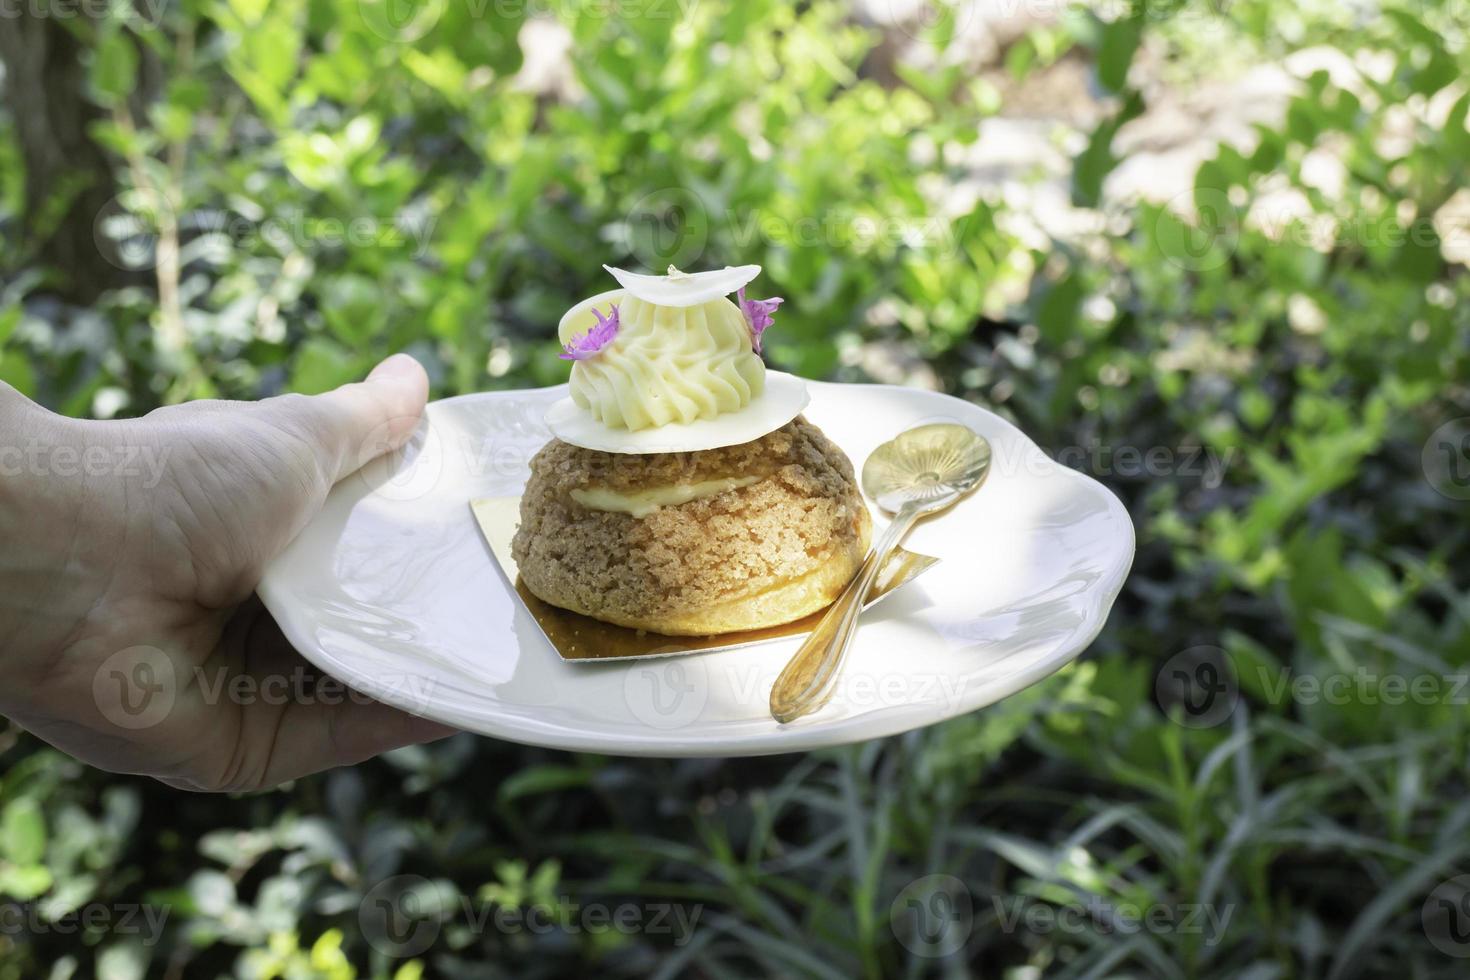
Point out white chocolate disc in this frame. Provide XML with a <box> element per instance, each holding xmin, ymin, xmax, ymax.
<box><xmin>545</xmin><ymin>371</ymin><xmax>810</xmax><ymax>454</ymax></box>
<box><xmin>602</xmin><ymin>264</ymin><xmax>762</xmax><ymax>309</ymax></box>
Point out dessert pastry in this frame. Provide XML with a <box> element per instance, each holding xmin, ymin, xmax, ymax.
<box><xmin>514</xmin><ymin>417</ymin><xmax>871</xmax><ymax>635</ymax></box>
<box><xmin>512</xmin><ymin>265</ymin><xmax>872</xmax><ymax>635</ymax></box>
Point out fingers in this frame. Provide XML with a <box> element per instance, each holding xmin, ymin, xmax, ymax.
<box><xmin>206</xmin><ymin>605</ymin><xmax>458</xmax><ymax>791</ymax></box>
<box><xmin>282</xmin><ymin>353</ymin><xmax>431</xmax><ymax>486</ymax></box>
<box><xmin>261</xmin><ymin>699</ymin><xmax>458</xmax><ymax>787</ymax></box>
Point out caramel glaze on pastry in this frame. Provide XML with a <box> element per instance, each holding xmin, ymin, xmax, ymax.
<box><xmin>512</xmin><ymin>416</ymin><xmax>871</xmax><ymax>635</ymax></box>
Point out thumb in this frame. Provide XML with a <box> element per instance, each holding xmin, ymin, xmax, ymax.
<box><xmin>290</xmin><ymin>353</ymin><xmax>430</xmax><ymax>485</ymax></box>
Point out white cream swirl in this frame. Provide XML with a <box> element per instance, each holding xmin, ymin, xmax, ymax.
<box><xmin>558</xmin><ymin>290</ymin><xmax>765</xmax><ymax>431</ymax></box>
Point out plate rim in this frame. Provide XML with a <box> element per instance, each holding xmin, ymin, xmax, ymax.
<box><xmin>259</xmin><ymin>380</ymin><xmax>1136</xmax><ymax>757</ymax></box>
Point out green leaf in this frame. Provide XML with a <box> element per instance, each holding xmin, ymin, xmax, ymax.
<box><xmin>1249</xmin><ymin>125</ymin><xmax>1285</xmax><ymax>173</ymax></box>
<box><xmin>187</xmin><ymin>869</ymin><xmax>237</xmax><ymax>917</ymax></box>
<box><xmin>402</xmin><ymin>47</ymin><xmax>469</xmax><ymax>103</ymax></box>
<box><xmin>1413</xmin><ymin>46</ymin><xmax>1457</xmax><ymax>97</ymax></box>
<box><xmin>1327</xmin><ymin>840</ymin><xmax>1470</xmax><ymax>980</ymax></box>
<box><xmin>148</xmin><ymin>103</ymin><xmax>193</xmax><ymax>144</ymax></box>
<box><xmin>165</xmin><ymin>76</ymin><xmax>211</xmax><ymax>112</ymax></box>
<box><xmin>0</xmin><ymin>306</ymin><xmax>19</xmax><ymax>347</ymax></box>
<box><xmin>392</xmin><ymin>962</ymin><xmax>426</xmax><ymax>980</ymax></box>
<box><xmin>0</xmin><ymin>864</ymin><xmax>53</xmax><ymax>900</ymax></box>
<box><xmin>0</xmin><ymin>353</ymin><xmax>36</xmax><ymax>397</ymax></box>
<box><xmin>226</xmin><ymin>0</ymin><xmax>271</xmax><ymax>24</ymax></box>
<box><xmin>1095</xmin><ymin>14</ymin><xmax>1143</xmax><ymax>95</ymax></box>
<box><xmin>39</xmin><ymin>873</ymin><xmax>99</xmax><ymax>918</ymax></box>
<box><xmin>1443</xmin><ymin>92</ymin><xmax>1470</xmax><ymax>157</ymax></box>
<box><xmin>93</xmin><ymin>27</ymin><xmax>139</xmax><ymax>107</ymax></box>
<box><xmin>1285</xmin><ymin>100</ymin><xmax>1319</xmax><ymax>146</ymax></box>
<box><xmin>322</xmin><ymin>274</ymin><xmax>389</xmax><ymax>345</ymax></box>
<box><xmin>440</xmin><ymin>0</ymin><xmax>524</xmax><ymax>76</ymax></box>
<box><xmin>1224</xmin><ymin>631</ymin><xmax>1284</xmax><ymax>705</ymax></box>
<box><xmin>1</xmin><ymin>798</ymin><xmax>46</xmax><ymax>865</ymax></box>
<box><xmin>97</xmin><ymin>941</ymin><xmax>150</xmax><ymax>980</ymax></box>
<box><xmin>213</xmin><ymin>0</ymin><xmax>304</xmax><ymax>124</ymax></box>
<box><xmin>1392</xmin><ymin>222</ymin><xmax>1442</xmax><ymax>284</ymax></box>
<box><xmin>1036</xmin><ymin>272</ymin><xmax>1083</xmax><ymax>344</ymax></box>
<box><xmin>497</xmin><ymin>766</ymin><xmax>593</xmax><ymax>803</ymax></box>
<box><xmin>289</xmin><ymin>337</ymin><xmax>359</xmax><ymax>395</ymax></box>
<box><xmin>1074</xmin><ymin>90</ymin><xmax>1144</xmax><ymax>207</ymax></box>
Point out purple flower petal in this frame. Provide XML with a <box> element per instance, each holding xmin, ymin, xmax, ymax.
<box><xmin>560</xmin><ymin>304</ymin><xmax>620</xmax><ymax>360</ymax></box>
<box><xmin>738</xmin><ymin>287</ymin><xmax>784</xmax><ymax>354</ymax></box>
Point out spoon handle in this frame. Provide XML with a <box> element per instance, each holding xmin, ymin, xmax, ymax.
<box><xmin>769</xmin><ymin>502</ymin><xmax>922</xmax><ymax>723</ymax></box>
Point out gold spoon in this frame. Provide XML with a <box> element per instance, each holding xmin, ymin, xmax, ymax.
<box><xmin>768</xmin><ymin>423</ymin><xmax>993</xmax><ymax>724</ymax></box>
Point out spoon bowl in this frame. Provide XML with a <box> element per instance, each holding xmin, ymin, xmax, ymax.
<box><xmin>769</xmin><ymin>423</ymin><xmax>993</xmax><ymax>723</ymax></box>
<box><xmin>862</xmin><ymin>423</ymin><xmax>993</xmax><ymax>515</ymax></box>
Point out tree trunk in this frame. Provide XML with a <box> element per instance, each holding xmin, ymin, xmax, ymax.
<box><xmin>0</xmin><ymin>12</ymin><xmax>123</xmax><ymax>302</ymax></box>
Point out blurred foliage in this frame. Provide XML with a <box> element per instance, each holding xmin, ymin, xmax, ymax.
<box><xmin>2</xmin><ymin>0</ymin><xmax>1470</xmax><ymax>977</ymax></box>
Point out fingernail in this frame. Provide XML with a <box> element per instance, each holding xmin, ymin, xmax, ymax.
<box><xmin>368</xmin><ymin>353</ymin><xmax>419</xmax><ymax>383</ymax></box>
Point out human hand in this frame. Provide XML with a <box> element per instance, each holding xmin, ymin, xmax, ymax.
<box><xmin>0</xmin><ymin>354</ymin><xmax>456</xmax><ymax>791</ymax></box>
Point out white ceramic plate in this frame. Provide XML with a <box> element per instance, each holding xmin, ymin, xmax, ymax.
<box><xmin>258</xmin><ymin>382</ymin><xmax>1135</xmax><ymax>757</ymax></box>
